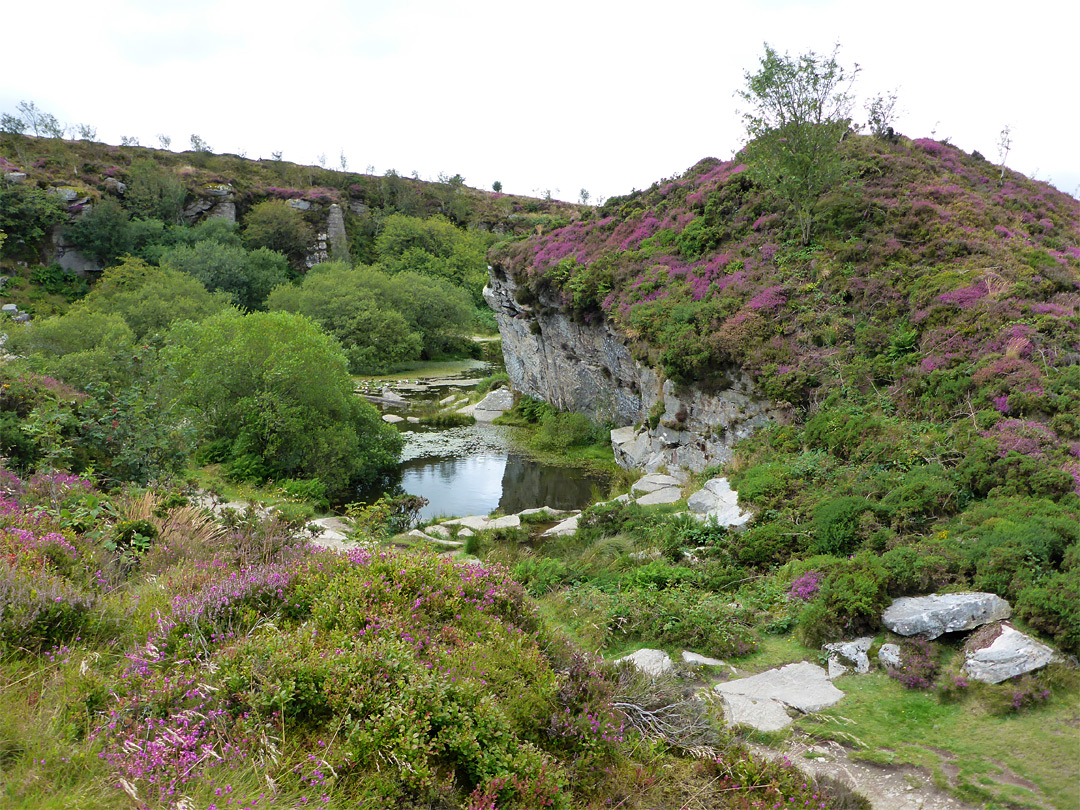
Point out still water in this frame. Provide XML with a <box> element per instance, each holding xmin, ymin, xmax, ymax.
<box><xmin>398</xmin><ymin>423</ymin><xmax>606</xmax><ymax>522</ymax></box>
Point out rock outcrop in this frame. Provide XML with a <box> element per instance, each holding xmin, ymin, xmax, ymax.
<box><xmin>615</xmin><ymin>648</ymin><xmax>674</xmax><ymax>678</ymax></box>
<box><xmin>882</xmin><ymin>593</ymin><xmax>1012</xmax><ymax>639</ymax></box>
<box><xmin>484</xmin><ymin>266</ymin><xmax>789</xmax><ymax>473</ymax></box>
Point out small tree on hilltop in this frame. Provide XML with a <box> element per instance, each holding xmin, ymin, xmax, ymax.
<box><xmin>738</xmin><ymin>43</ymin><xmax>859</xmax><ymax>245</ymax></box>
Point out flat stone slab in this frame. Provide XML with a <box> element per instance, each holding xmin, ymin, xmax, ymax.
<box><xmin>517</xmin><ymin>506</ymin><xmax>567</xmax><ymax>518</ymax></box>
<box><xmin>442</xmin><ymin>514</ymin><xmax>520</xmax><ymax>531</ymax></box>
<box><xmin>883</xmin><ymin>593</ymin><xmax>1011</xmax><ymax>639</ymax></box>
<box><xmin>542</xmin><ymin>514</ymin><xmax>579</xmax><ymax>536</ymax></box>
<box><xmin>615</xmin><ymin>648</ymin><xmax>674</xmax><ymax>678</ymax></box>
<box><xmin>714</xmin><ymin>662</ymin><xmax>844</xmax><ymax>715</ymax></box>
<box><xmin>687</xmin><ymin>489</ymin><xmax>720</xmax><ymax>513</ymax></box>
<box><xmin>631</xmin><ymin>473</ymin><xmax>682</xmax><ymax>494</ymax></box>
<box><xmin>635</xmin><ymin>487</ymin><xmax>682</xmax><ymax>506</ymax></box>
<box><xmin>382</xmin><ymin>414</ymin><xmax>404</xmax><ymax>423</ymax></box>
<box><xmin>380</xmin><ymin>387</ymin><xmax>407</xmax><ymax>403</ymax></box>
<box><xmin>717</xmin><ymin>692</ymin><xmax>793</xmax><ymax>732</ymax></box>
<box><xmin>962</xmin><ymin>624</ymin><xmax>1055</xmax><ymax>684</ymax></box>
<box><xmin>681</xmin><ymin>651</ymin><xmax>727</xmax><ymax>668</ymax></box>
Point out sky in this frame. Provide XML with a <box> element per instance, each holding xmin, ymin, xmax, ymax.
<box><xmin>3</xmin><ymin>0</ymin><xmax>1077</xmax><ymax>203</ymax></box>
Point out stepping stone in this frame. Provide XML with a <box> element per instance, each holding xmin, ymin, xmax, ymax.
<box><xmin>718</xmin><ymin>693</ymin><xmax>794</xmax><ymax>732</ymax></box>
<box><xmin>883</xmin><ymin>593</ymin><xmax>1011</xmax><ymax>639</ymax></box>
<box><xmin>962</xmin><ymin>624</ymin><xmax>1055</xmax><ymax>684</ymax></box>
<box><xmin>517</xmin><ymin>506</ymin><xmax>566</xmax><ymax>518</ymax></box>
<box><xmin>714</xmin><ymin>662</ymin><xmax>844</xmax><ymax>715</ymax></box>
<box><xmin>382</xmin><ymin>414</ymin><xmax>404</xmax><ymax>424</ymax></box>
<box><xmin>635</xmin><ymin>487</ymin><xmax>682</xmax><ymax>506</ymax></box>
<box><xmin>615</xmin><ymin>648</ymin><xmax>674</xmax><ymax>678</ymax></box>
<box><xmin>442</xmin><ymin>514</ymin><xmax>520</xmax><ymax>531</ymax></box>
<box><xmin>406</xmin><ymin>416</ymin><xmax>420</xmax><ymax>424</ymax></box>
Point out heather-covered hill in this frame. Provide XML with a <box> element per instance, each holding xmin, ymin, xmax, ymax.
<box><xmin>492</xmin><ymin>133</ymin><xmax>1080</xmax><ymax>655</ymax></box>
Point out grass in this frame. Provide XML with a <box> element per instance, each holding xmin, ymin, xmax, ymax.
<box><xmin>798</xmin><ymin>670</ymin><xmax>1080</xmax><ymax>809</ymax></box>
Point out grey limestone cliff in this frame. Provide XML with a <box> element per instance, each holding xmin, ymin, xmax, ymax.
<box><xmin>484</xmin><ymin>264</ymin><xmax>789</xmax><ymax>472</ymax></box>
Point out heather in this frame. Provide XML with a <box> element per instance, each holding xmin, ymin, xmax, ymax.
<box><xmin>0</xmin><ymin>473</ymin><xmax>867</xmax><ymax>809</ymax></box>
<box><xmin>493</xmin><ymin>132</ymin><xmax>1080</xmax><ymax>655</ymax></box>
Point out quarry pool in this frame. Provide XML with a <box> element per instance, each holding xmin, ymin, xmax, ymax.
<box><xmin>362</xmin><ymin>361</ymin><xmax>607</xmax><ymax>522</ymax></box>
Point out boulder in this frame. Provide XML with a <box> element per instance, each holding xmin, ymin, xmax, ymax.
<box><xmin>473</xmin><ymin>388</ymin><xmax>514</xmax><ymax>422</ymax></box>
<box><xmin>382</xmin><ymin>414</ymin><xmax>404</xmax><ymax>424</ymax></box>
<box><xmin>687</xmin><ymin>488</ymin><xmax>719</xmax><ymax>514</ymax></box>
<box><xmin>823</xmin><ymin>637</ymin><xmax>874</xmax><ymax>677</ymax></box>
<box><xmin>442</xmin><ymin>514</ymin><xmax>520</xmax><ymax>532</ymax></box>
<box><xmin>287</xmin><ymin>199</ymin><xmax>311</xmax><ymax>210</ymax></box>
<box><xmin>406</xmin><ymin>416</ymin><xmax>420</xmax><ymax>424</ymax></box>
<box><xmin>882</xmin><ymin>593</ymin><xmax>1012</xmax><ymax>639</ymax></box>
<box><xmin>635</xmin><ymin>487</ymin><xmax>682</xmax><ymax>506</ymax></box>
<box><xmin>962</xmin><ymin>624</ymin><xmax>1055</xmax><ymax>684</ymax></box>
<box><xmin>878</xmin><ymin>643</ymin><xmax>902</xmax><ymax>669</ymax></box>
<box><xmin>542</xmin><ymin>514</ymin><xmax>579</xmax><ymax>537</ymax></box>
<box><xmin>3</xmin><ymin>171</ymin><xmax>27</xmax><ymax>184</ymax></box>
<box><xmin>631</xmin><ymin>473</ymin><xmax>682</xmax><ymax>495</ymax></box>
<box><xmin>615</xmin><ymin>648</ymin><xmax>674</xmax><ymax>678</ymax></box>
<box><xmin>714</xmin><ymin>662</ymin><xmax>844</xmax><ymax>715</ymax></box>
<box><xmin>381</xmin><ymin>387</ymin><xmax>407</xmax><ymax>403</ymax></box>
<box><xmin>425</xmin><ymin>524</ymin><xmax>451</xmax><ymax>538</ymax></box>
<box><xmin>681</xmin><ymin>651</ymin><xmax>727</xmax><ymax>668</ymax></box>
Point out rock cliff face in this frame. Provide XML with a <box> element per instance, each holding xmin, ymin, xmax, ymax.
<box><xmin>484</xmin><ymin>265</ymin><xmax>789</xmax><ymax>473</ymax></box>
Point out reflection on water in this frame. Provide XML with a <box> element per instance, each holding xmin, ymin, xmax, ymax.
<box><xmin>398</xmin><ymin>425</ymin><xmax>606</xmax><ymax>521</ymax></box>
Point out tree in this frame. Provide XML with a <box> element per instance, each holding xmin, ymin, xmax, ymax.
<box><xmin>738</xmin><ymin>43</ymin><xmax>859</xmax><ymax>244</ymax></box>
<box><xmin>162</xmin><ymin>241</ymin><xmax>290</xmax><ymax>311</ymax></box>
<box><xmin>163</xmin><ymin>310</ymin><xmax>403</xmax><ymax>499</ymax></box>
<box><xmin>492</xmin><ymin>181</ymin><xmax>503</xmax><ymax>193</ymax></box>
<box><xmin>0</xmin><ymin>185</ymin><xmax>68</xmax><ymax>258</ymax></box>
<box><xmin>124</xmin><ymin>159</ymin><xmax>187</xmax><ymax>223</ymax></box>
<box><xmin>374</xmin><ymin>213</ymin><xmax>490</xmax><ymax>302</ymax></box>
<box><xmin>242</xmin><ymin>200</ymin><xmax>313</xmax><ymax>271</ymax></box>
<box><xmin>75</xmin><ymin>257</ymin><xmax>231</xmax><ymax>341</ymax></box>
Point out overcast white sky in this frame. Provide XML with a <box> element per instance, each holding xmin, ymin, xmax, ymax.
<box><xmin>3</xmin><ymin>0</ymin><xmax>1077</xmax><ymax>202</ymax></box>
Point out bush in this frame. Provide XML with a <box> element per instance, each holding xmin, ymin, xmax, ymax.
<box><xmin>794</xmin><ymin>554</ymin><xmax>889</xmax><ymax>646</ymax></box>
<box><xmin>811</xmin><ymin>496</ymin><xmax>871</xmax><ymax>555</ymax></box>
<box><xmin>887</xmin><ymin>638</ymin><xmax>940</xmax><ymax>690</ymax></box>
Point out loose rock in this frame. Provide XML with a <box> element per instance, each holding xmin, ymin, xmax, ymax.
<box><xmin>962</xmin><ymin>623</ymin><xmax>1055</xmax><ymax>684</ymax></box>
<box><xmin>615</xmin><ymin>648</ymin><xmax>674</xmax><ymax>678</ymax></box>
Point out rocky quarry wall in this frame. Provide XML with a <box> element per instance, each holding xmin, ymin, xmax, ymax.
<box><xmin>484</xmin><ymin>264</ymin><xmax>790</xmax><ymax>473</ymax></box>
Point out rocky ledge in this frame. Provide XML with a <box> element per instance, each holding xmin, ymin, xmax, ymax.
<box><xmin>484</xmin><ymin>267</ymin><xmax>790</xmax><ymax>473</ymax></box>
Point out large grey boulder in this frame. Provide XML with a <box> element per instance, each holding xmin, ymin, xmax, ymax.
<box><xmin>962</xmin><ymin>624</ymin><xmax>1055</xmax><ymax>684</ymax></box>
<box><xmin>473</xmin><ymin>388</ymin><xmax>514</xmax><ymax>422</ymax></box>
<box><xmin>883</xmin><ymin>593</ymin><xmax>1011</xmax><ymax>639</ymax></box>
<box><xmin>615</xmin><ymin>648</ymin><xmax>674</xmax><ymax>678</ymax></box>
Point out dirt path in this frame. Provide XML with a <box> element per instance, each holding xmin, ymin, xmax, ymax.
<box><xmin>750</xmin><ymin>736</ymin><xmax>980</xmax><ymax>810</ymax></box>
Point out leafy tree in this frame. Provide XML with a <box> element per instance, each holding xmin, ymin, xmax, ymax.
<box><xmin>492</xmin><ymin>180</ymin><xmax>503</xmax><ymax>193</ymax></box>
<box><xmin>123</xmin><ymin>159</ymin><xmax>187</xmax><ymax>223</ymax></box>
<box><xmin>0</xmin><ymin>185</ymin><xmax>68</xmax><ymax>257</ymax></box>
<box><xmin>738</xmin><ymin>43</ymin><xmax>859</xmax><ymax>245</ymax></box>
<box><xmin>75</xmin><ymin>257</ymin><xmax>230</xmax><ymax>341</ymax></box>
<box><xmin>163</xmin><ymin>310</ymin><xmax>403</xmax><ymax>499</ymax></box>
<box><xmin>374</xmin><ymin>213</ymin><xmax>490</xmax><ymax>302</ymax></box>
<box><xmin>63</xmin><ymin>198</ymin><xmax>135</xmax><ymax>266</ymax></box>
<box><xmin>241</xmin><ymin>200</ymin><xmax>313</xmax><ymax>271</ymax></box>
<box><xmin>160</xmin><ymin>241</ymin><xmax>289</xmax><ymax>310</ymax></box>
<box><xmin>266</xmin><ymin>263</ymin><xmax>424</xmax><ymax>373</ymax></box>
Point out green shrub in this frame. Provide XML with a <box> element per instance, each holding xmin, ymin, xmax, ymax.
<box><xmin>810</xmin><ymin>496</ymin><xmax>870</xmax><ymax>555</ymax></box>
<box><xmin>794</xmin><ymin>554</ymin><xmax>889</xmax><ymax>647</ymax></box>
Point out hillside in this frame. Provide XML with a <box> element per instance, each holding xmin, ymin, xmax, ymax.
<box><xmin>488</xmin><ymin>133</ymin><xmax>1079</xmax><ymax>655</ymax></box>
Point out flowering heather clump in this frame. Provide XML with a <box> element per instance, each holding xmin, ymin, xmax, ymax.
<box><xmin>788</xmin><ymin>571</ymin><xmax>822</xmax><ymax>601</ymax></box>
<box><xmin>888</xmin><ymin>638</ymin><xmax>940</xmax><ymax>690</ymax></box>
<box><xmin>981</xmin><ymin>419</ymin><xmax>1058</xmax><ymax>459</ymax></box>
